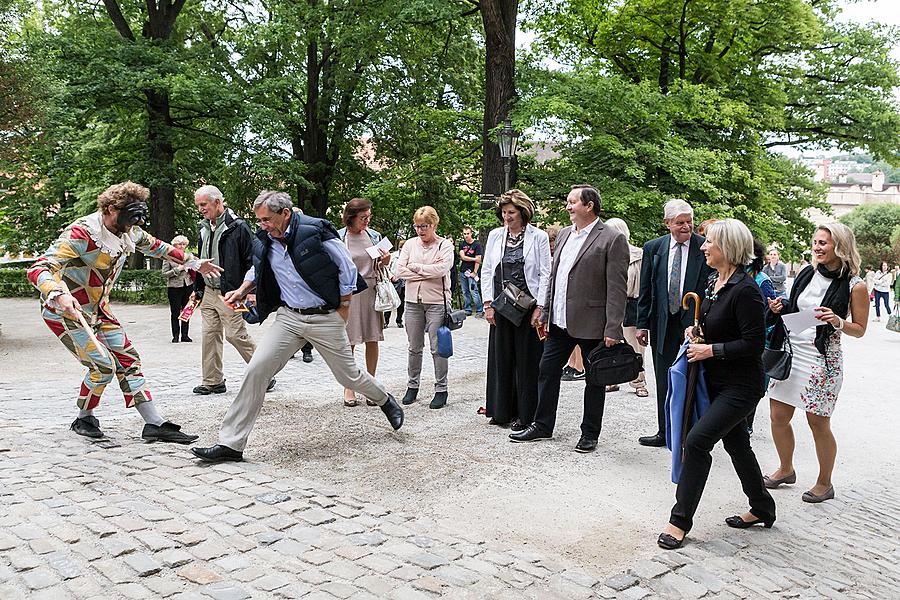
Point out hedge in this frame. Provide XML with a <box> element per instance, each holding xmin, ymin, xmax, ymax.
<box><xmin>0</xmin><ymin>267</ymin><xmax>170</xmax><ymax>304</ymax></box>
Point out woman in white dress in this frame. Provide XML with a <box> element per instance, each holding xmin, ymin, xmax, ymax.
<box><xmin>764</xmin><ymin>223</ymin><xmax>869</xmax><ymax>503</ymax></box>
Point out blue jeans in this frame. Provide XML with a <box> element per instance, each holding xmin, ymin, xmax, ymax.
<box><xmin>459</xmin><ymin>272</ymin><xmax>483</xmax><ymax>314</ymax></box>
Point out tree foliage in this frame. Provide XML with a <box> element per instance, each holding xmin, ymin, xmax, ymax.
<box><xmin>840</xmin><ymin>203</ymin><xmax>900</xmax><ymax>268</ymax></box>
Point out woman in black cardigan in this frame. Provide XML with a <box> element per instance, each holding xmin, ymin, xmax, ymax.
<box><xmin>658</xmin><ymin>219</ymin><xmax>776</xmax><ymax>550</ymax></box>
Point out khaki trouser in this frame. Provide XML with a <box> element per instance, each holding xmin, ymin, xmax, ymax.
<box><xmin>200</xmin><ymin>291</ymin><xmax>256</xmax><ymax>386</ymax></box>
<box><xmin>219</xmin><ymin>307</ymin><xmax>389</xmax><ymax>452</ymax></box>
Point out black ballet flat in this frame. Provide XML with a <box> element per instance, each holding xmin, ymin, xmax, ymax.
<box><xmin>657</xmin><ymin>532</ymin><xmax>685</xmax><ymax>550</ymax></box>
<box><xmin>725</xmin><ymin>515</ymin><xmax>774</xmax><ymax>529</ymax></box>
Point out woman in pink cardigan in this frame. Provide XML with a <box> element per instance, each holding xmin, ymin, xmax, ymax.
<box><xmin>396</xmin><ymin>206</ymin><xmax>455</xmax><ymax>409</ymax></box>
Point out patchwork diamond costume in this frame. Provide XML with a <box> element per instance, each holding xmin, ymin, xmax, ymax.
<box><xmin>27</xmin><ymin>212</ymin><xmax>195</xmax><ymax>410</ymax></box>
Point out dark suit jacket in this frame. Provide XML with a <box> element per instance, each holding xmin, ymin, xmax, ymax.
<box><xmin>542</xmin><ymin>220</ymin><xmax>629</xmax><ymax>340</ymax></box>
<box><xmin>635</xmin><ymin>232</ymin><xmax>710</xmax><ymax>353</ymax></box>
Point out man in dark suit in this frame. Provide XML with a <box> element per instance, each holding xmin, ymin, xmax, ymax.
<box><xmin>635</xmin><ymin>199</ymin><xmax>711</xmax><ymax>447</ymax></box>
<box><xmin>509</xmin><ymin>185</ymin><xmax>629</xmax><ymax>453</ymax></box>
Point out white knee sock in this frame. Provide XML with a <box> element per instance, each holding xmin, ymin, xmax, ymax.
<box><xmin>136</xmin><ymin>402</ymin><xmax>165</xmax><ymax>426</ymax></box>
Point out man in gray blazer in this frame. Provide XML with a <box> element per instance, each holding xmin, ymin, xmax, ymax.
<box><xmin>509</xmin><ymin>185</ymin><xmax>629</xmax><ymax>453</ymax></box>
<box><xmin>635</xmin><ymin>199</ymin><xmax>710</xmax><ymax>447</ymax></box>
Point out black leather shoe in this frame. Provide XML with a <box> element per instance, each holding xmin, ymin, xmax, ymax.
<box><xmin>401</xmin><ymin>388</ymin><xmax>419</xmax><ymax>405</ymax></box>
<box><xmin>380</xmin><ymin>394</ymin><xmax>404</xmax><ymax>430</ymax></box>
<box><xmin>657</xmin><ymin>532</ymin><xmax>685</xmax><ymax>550</ymax></box>
<box><xmin>509</xmin><ymin>424</ymin><xmax>551</xmax><ymax>443</ymax></box>
<box><xmin>510</xmin><ymin>419</ymin><xmax>527</xmax><ymax>432</ymax></box>
<box><xmin>302</xmin><ymin>348</ymin><xmax>314</xmax><ymax>363</ymax></box>
<box><xmin>725</xmin><ymin>515</ymin><xmax>774</xmax><ymax>529</ymax></box>
<box><xmin>191</xmin><ymin>444</ymin><xmax>243</xmax><ymax>463</ymax></box>
<box><xmin>172</xmin><ymin>337</ymin><xmax>179</xmax><ymax>343</ymax></box>
<box><xmin>193</xmin><ymin>382</ymin><xmax>226</xmax><ymax>395</ymax></box>
<box><xmin>266</xmin><ymin>379</ymin><xmax>276</xmax><ymax>393</ymax></box>
<box><xmin>181</xmin><ymin>336</ymin><xmax>193</xmax><ymax>343</ymax></box>
<box><xmin>142</xmin><ymin>422</ymin><xmax>199</xmax><ymax>444</ymax></box>
<box><xmin>639</xmin><ymin>433</ymin><xmax>666</xmax><ymax>447</ymax></box>
<box><xmin>71</xmin><ymin>416</ymin><xmax>103</xmax><ymax>438</ymax></box>
<box><xmin>575</xmin><ymin>437</ymin><xmax>598</xmax><ymax>453</ymax></box>
<box><xmin>429</xmin><ymin>392</ymin><xmax>448</xmax><ymax>409</ymax></box>
<box><xmin>488</xmin><ymin>418</ymin><xmax>510</xmax><ymax>428</ymax></box>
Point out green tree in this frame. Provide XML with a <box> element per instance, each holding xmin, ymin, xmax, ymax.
<box><xmin>840</xmin><ymin>203</ymin><xmax>900</xmax><ymax>268</ymax></box>
<box><xmin>519</xmin><ymin>0</ymin><xmax>900</xmax><ymax>251</ymax></box>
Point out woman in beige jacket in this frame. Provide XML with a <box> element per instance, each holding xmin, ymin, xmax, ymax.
<box><xmin>605</xmin><ymin>219</ymin><xmax>647</xmax><ymax>397</ymax></box>
<box><xmin>395</xmin><ymin>206</ymin><xmax>455</xmax><ymax>409</ymax></box>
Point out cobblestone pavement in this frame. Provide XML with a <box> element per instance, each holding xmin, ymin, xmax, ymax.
<box><xmin>2</xmin><ymin>298</ymin><xmax>899</xmax><ymax>598</ymax></box>
<box><xmin>0</xmin><ymin>422</ymin><xmax>898</xmax><ymax>599</ymax></box>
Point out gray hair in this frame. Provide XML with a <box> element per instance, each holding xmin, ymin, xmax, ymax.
<box><xmin>705</xmin><ymin>218</ymin><xmax>754</xmax><ymax>267</ymax></box>
<box><xmin>195</xmin><ymin>185</ymin><xmax>224</xmax><ymax>204</ymax></box>
<box><xmin>663</xmin><ymin>198</ymin><xmax>694</xmax><ymax>221</ymax></box>
<box><xmin>171</xmin><ymin>235</ymin><xmax>189</xmax><ymax>246</ymax></box>
<box><xmin>604</xmin><ymin>217</ymin><xmax>630</xmax><ymax>242</ymax></box>
<box><xmin>253</xmin><ymin>190</ymin><xmax>293</xmax><ymax>213</ymax></box>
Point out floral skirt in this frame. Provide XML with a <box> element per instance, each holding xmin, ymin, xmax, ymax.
<box><xmin>769</xmin><ymin>335</ymin><xmax>843</xmax><ymax>417</ymax></box>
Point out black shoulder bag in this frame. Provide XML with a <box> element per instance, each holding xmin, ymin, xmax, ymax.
<box><xmin>490</xmin><ymin>231</ymin><xmax>536</xmax><ymax>327</ymax></box>
<box><xmin>762</xmin><ymin>320</ymin><xmax>793</xmax><ymax>380</ymax></box>
<box><xmin>586</xmin><ymin>343</ymin><xmax>643</xmax><ymax>387</ymax></box>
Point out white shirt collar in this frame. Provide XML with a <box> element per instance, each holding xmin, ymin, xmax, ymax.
<box><xmin>574</xmin><ymin>217</ymin><xmax>600</xmax><ymax>236</ymax></box>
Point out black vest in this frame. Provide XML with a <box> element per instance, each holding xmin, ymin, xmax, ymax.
<box><xmin>254</xmin><ymin>212</ymin><xmax>343</xmax><ymax>322</ymax></box>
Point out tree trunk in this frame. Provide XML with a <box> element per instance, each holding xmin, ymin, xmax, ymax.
<box><xmin>480</xmin><ymin>0</ymin><xmax>518</xmax><ymax>197</ymax></box>
<box><xmin>145</xmin><ymin>89</ymin><xmax>176</xmax><ymax>246</ymax></box>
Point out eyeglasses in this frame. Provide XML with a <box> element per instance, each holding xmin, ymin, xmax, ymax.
<box><xmin>413</xmin><ymin>223</ymin><xmax>432</xmax><ymax>230</ymax></box>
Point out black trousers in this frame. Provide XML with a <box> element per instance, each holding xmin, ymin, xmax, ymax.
<box><xmin>651</xmin><ymin>313</ymin><xmax>684</xmax><ymax>436</ymax></box>
<box><xmin>669</xmin><ymin>386</ymin><xmax>776</xmax><ymax>532</ymax></box>
<box><xmin>167</xmin><ymin>285</ymin><xmax>192</xmax><ymax>340</ymax></box>
<box><xmin>384</xmin><ymin>285</ymin><xmax>406</xmax><ymax>326</ymax></box>
<box><xmin>533</xmin><ymin>325</ymin><xmax>606</xmax><ymax>440</ymax></box>
<box><xmin>485</xmin><ymin>313</ymin><xmax>544</xmax><ymax>424</ymax></box>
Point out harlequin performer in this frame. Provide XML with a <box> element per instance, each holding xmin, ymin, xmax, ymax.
<box><xmin>27</xmin><ymin>181</ymin><xmax>223</xmax><ymax>443</ymax></box>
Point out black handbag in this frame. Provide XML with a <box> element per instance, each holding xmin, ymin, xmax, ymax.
<box><xmin>585</xmin><ymin>343</ymin><xmax>644</xmax><ymax>387</ymax></box>
<box><xmin>490</xmin><ymin>232</ymin><xmax>536</xmax><ymax>327</ymax></box>
<box><xmin>441</xmin><ymin>241</ymin><xmax>467</xmax><ymax>331</ymax></box>
<box><xmin>762</xmin><ymin>322</ymin><xmax>793</xmax><ymax>380</ymax></box>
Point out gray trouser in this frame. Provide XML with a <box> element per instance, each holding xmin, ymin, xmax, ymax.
<box><xmin>219</xmin><ymin>307</ymin><xmax>389</xmax><ymax>451</ymax></box>
<box><xmin>404</xmin><ymin>301</ymin><xmax>448</xmax><ymax>393</ymax></box>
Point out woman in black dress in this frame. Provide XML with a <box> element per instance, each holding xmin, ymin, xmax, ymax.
<box><xmin>480</xmin><ymin>190</ymin><xmax>552</xmax><ymax>430</ymax></box>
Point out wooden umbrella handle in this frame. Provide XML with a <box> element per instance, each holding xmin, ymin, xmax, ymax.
<box><xmin>682</xmin><ymin>292</ymin><xmax>701</xmax><ymax>327</ymax></box>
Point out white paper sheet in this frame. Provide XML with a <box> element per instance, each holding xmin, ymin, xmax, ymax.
<box><xmin>365</xmin><ymin>237</ymin><xmax>393</xmax><ymax>259</ymax></box>
<box><xmin>781</xmin><ymin>308</ymin><xmax>823</xmax><ymax>333</ymax></box>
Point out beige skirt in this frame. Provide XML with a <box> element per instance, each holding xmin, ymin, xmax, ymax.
<box><xmin>346</xmin><ymin>283</ymin><xmax>384</xmax><ymax>345</ymax></box>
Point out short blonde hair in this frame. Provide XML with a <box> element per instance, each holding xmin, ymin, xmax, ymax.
<box><xmin>413</xmin><ymin>206</ymin><xmax>440</xmax><ymax>227</ymax></box>
<box><xmin>815</xmin><ymin>222</ymin><xmax>860</xmax><ymax>277</ymax></box>
<box><xmin>705</xmin><ymin>218</ymin><xmax>754</xmax><ymax>267</ymax></box>
<box><xmin>171</xmin><ymin>235</ymin><xmax>189</xmax><ymax>246</ymax></box>
<box><xmin>97</xmin><ymin>181</ymin><xmax>149</xmax><ymax>213</ymax></box>
<box><xmin>604</xmin><ymin>218</ymin><xmax>630</xmax><ymax>242</ymax></box>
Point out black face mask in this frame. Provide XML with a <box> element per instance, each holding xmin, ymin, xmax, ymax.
<box><xmin>117</xmin><ymin>201</ymin><xmax>149</xmax><ymax>229</ymax></box>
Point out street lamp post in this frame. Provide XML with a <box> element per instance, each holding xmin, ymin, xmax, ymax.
<box><xmin>497</xmin><ymin>119</ymin><xmax>519</xmax><ymax>193</ymax></box>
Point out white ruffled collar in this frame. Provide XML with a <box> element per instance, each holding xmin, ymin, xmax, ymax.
<box><xmin>81</xmin><ymin>211</ymin><xmax>137</xmax><ymax>256</ymax></box>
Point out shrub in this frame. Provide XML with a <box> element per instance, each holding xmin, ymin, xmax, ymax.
<box><xmin>0</xmin><ymin>267</ymin><xmax>169</xmax><ymax>304</ymax></box>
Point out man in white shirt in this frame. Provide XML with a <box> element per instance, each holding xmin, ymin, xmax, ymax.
<box><xmin>509</xmin><ymin>185</ymin><xmax>629</xmax><ymax>453</ymax></box>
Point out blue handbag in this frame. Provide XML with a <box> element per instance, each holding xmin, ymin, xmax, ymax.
<box><xmin>436</xmin><ymin>325</ymin><xmax>453</xmax><ymax>358</ymax></box>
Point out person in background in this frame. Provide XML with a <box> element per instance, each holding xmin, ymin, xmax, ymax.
<box><xmin>337</xmin><ymin>198</ymin><xmax>390</xmax><ymax>407</ymax></box>
<box><xmin>481</xmin><ymin>190</ymin><xmax>551</xmax><ymax>431</ymax></box>
<box><xmin>656</xmin><ymin>218</ymin><xmax>775</xmax><ymax>550</ymax></box>
<box><xmin>697</xmin><ymin>218</ymin><xmax>718</xmax><ymax>237</ymax></box>
<box><xmin>447</xmin><ymin>234</ymin><xmax>459</xmax><ymax>303</ymax></box>
<box><xmin>872</xmin><ymin>261</ymin><xmax>894</xmax><ymax>322</ymax></box>
<box><xmin>763</xmin><ymin>249</ymin><xmax>788</xmax><ymax>299</ymax></box>
<box><xmin>765</xmin><ymin>223</ymin><xmax>868</xmax><ymax>504</ymax></box>
<box><xmin>396</xmin><ymin>207</ymin><xmax>455</xmax><ymax>409</ymax></box>
<box><xmin>893</xmin><ymin>265</ymin><xmax>900</xmax><ymax>306</ymax></box>
<box><xmin>864</xmin><ymin>265</ymin><xmax>875</xmax><ymax>304</ymax></box>
<box><xmin>384</xmin><ymin>238</ymin><xmax>406</xmax><ymax>328</ymax></box>
<box><xmin>162</xmin><ymin>235</ymin><xmax>195</xmax><ymax>343</ymax></box>
<box><xmin>604</xmin><ymin>218</ymin><xmax>647</xmax><ymax>397</ymax></box>
<box><xmin>745</xmin><ymin>239</ymin><xmax>777</xmax><ymax>434</ymax></box>
<box><xmin>636</xmin><ymin>199</ymin><xmax>711</xmax><ymax>448</ymax></box>
<box><xmin>193</xmin><ymin>185</ymin><xmax>273</xmax><ymax>396</ymax></box>
<box><xmin>459</xmin><ymin>226</ymin><xmax>485</xmax><ymax>317</ymax></box>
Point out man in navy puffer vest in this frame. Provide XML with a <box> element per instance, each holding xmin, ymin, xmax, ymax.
<box><xmin>192</xmin><ymin>191</ymin><xmax>404</xmax><ymax>463</ymax></box>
